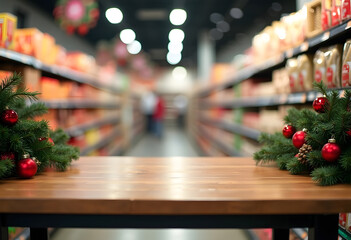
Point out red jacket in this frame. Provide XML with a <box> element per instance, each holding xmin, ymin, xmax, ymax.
<box><xmin>153</xmin><ymin>97</ymin><xmax>165</xmax><ymax>120</ymax></box>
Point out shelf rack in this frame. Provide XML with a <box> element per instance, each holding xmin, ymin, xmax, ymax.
<box><xmin>198</xmin><ymin>19</ymin><xmax>351</xmax><ymax>97</ymax></box>
<box><xmin>80</xmin><ymin>128</ymin><xmax>122</xmax><ymax>156</ymax></box>
<box><xmin>199</xmin><ymin>116</ymin><xmax>261</xmax><ymax>141</ymax></box>
<box><xmin>41</xmin><ymin>99</ymin><xmax>120</xmax><ymax>109</ymax></box>
<box><xmin>64</xmin><ymin>116</ymin><xmax>121</xmax><ymax>137</ymax></box>
<box><xmin>0</xmin><ymin>49</ymin><xmax>121</xmax><ymax>94</ymax></box>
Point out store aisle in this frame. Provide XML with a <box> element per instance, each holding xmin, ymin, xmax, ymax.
<box><xmin>126</xmin><ymin>126</ymin><xmax>198</xmax><ymax>157</ymax></box>
<box><xmin>52</xmin><ymin>126</ymin><xmax>250</xmax><ymax>240</ymax></box>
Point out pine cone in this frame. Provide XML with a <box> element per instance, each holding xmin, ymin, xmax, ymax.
<box><xmin>297</xmin><ymin>143</ymin><xmax>312</xmax><ymax>165</ymax></box>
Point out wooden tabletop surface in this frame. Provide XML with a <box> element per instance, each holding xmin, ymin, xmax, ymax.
<box><xmin>1</xmin><ymin>156</ymin><xmax>351</xmax><ymax>215</ymax></box>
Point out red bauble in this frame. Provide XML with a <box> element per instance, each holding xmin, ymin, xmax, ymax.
<box><xmin>321</xmin><ymin>139</ymin><xmax>341</xmax><ymax>162</ymax></box>
<box><xmin>346</xmin><ymin>130</ymin><xmax>351</xmax><ymax>137</ymax></box>
<box><xmin>17</xmin><ymin>154</ymin><xmax>37</xmax><ymax>178</ymax></box>
<box><xmin>282</xmin><ymin>125</ymin><xmax>296</xmax><ymax>138</ymax></box>
<box><xmin>1</xmin><ymin>109</ymin><xmax>18</xmax><ymax>126</ymax></box>
<box><xmin>292</xmin><ymin>130</ymin><xmax>306</xmax><ymax>148</ymax></box>
<box><xmin>313</xmin><ymin>96</ymin><xmax>328</xmax><ymax>113</ymax></box>
<box><xmin>0</xmin><ymin>152</ymin><xmax>15</xmax><ymax>161</ymax></box>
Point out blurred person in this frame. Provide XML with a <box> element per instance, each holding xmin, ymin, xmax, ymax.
<box><xmin>141</xmin><ymin>90</ymin><xmax>156</xmax><ymax>133</ymax></box>
<box><xmin>153</xmin><ymin>94</ymin><xmax>165</xmax><ymax>138</ymax></box>
<box><xmin>173</xmin><ymin>95</ymin><xmax>188</xmax><ymax>128</ymax></box>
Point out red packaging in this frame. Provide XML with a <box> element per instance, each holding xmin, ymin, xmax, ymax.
<box><xmin>322</xmin><ymin>0</ymin><xmax>333</xmax><ymax>29</ymax></box>
<box><xmin>331</xmin><ymin>0</ymin><xmax>342</xmax><ymax>26</ymax></box>
<box><xmin>342</xmin><ymin>0</ymin><xmax>351</xmax><ymax>20</ymax></box>
<box><xmin>339</xmin><ymin>213</ymin><xmax>347</xmax><ymax>228</ymax></box>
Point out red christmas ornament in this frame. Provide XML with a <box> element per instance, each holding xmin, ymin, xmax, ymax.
<box><xmin>0</xmin><ymin>152</ymin><xmax>15</xmax><ymax>161</ymax></box>
<box><xmin>292</xmin><ymin>129</ymin><xmax>307</xmax><ymax>148</ymax></box>
<box><xmin>1</xmin><ymin>109</ymin><xmax>18</xmax><ymax>126</ymax></box>
<box><xmin>282</xmin><ymin>124</ymin><xmax>296</xmax><ymax>138</ymax></box>
<box><xmin>17</xmin><ymin>154</ymin><xmax>37</xmax><ymax>178</ymax></box>
<box><xmin>346</xmin><ymin>129</ymin><xmax>351</xmax><ymax>137</ymax></box>
<box><xmin>313</xmin><ymin>96</ymin><xmax>329</xmax><ymax>113</ymax></box>
<box><xmin>321</xmin><ymin>138</ymin><xmax>341</xmax><ymax>162</ymax></box>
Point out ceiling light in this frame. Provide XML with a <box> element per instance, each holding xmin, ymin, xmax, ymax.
<box><xmin>216</xmin><ymin>21</ymin><xmax>230</xmax><ymax>32</ymax></box>
<box><xmin>169</xmin><ymin>9</ymin><xmax>187</xmax><ymax>25</ymax></box>
<box><xmin>167</xmin><ymin>52</ymin><xmax>182</xmax><ymax>65</ymax></box>
<box><xmin>210</xmin><ymin>13</ymin><xmax>223</xmax><ymax>23</ymax></box>
<box><xmin>168</xmin><ymin>41</ymin><xmax>183</xmax><ymax>53</ymax></box>
<box><xmin>209</xmin><ymin>29</ymin><xmax>223</xmax><ymax>40</ymax></box>
<box><xmin>127</xmin><ymin>40</ymin><xmax>142</xmax><ymax>54</ymax></box>
<box><xmin>120</xmin><ymin>29</ymin><xmax>136</xmax><ymax>44</ymax></box>
<box><xmin>168</xmin><ymin>29</ymin><xmax>185</xmax><ymax>42</ymax></box>
<box><xmin>105</xmin><ymin>8</ymin><xmax>123</xmax><ymax>24</ymax></box>
<box><xmin>172</xmin><ymin>66</ymin><xmax>187</xmax><ymax>80</ymax></box>
<box><xmin>230</xmin><ymin>8</ymin><xmax>243</xmax><ymax>19</ymax></box>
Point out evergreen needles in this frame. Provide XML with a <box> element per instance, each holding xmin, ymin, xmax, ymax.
<box><xmin>0</xmin><ymin>73</ymin><xmax>79</xmax><ymax>178</ymax></box>
<box><xmin>254</xmin><ymin>82</ymin><xmax>351</xmax><ymax>186</ymax></box>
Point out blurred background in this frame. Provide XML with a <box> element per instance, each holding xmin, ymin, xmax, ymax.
<box><xmin>1</xmin><ymin>0</ymin><xmax>351</xmax><ymax>239</ymax></box>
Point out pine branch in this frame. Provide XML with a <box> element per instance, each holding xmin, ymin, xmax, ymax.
<box><xmin>339</xmin><ymin>148</ymin><xmax>351</xmax><ymax>171</ymax></box>
<box><xmin>50</xmin><ymin>128</ymin><xmax>70</xmax><ymax>145</ymax></box>
<box><xmin>0</xmin><ymin>73</ymin><xmax>22</xmax><ymax>93</ymax></box>
<box><xmin>311</xmin><ymin>166</ymin><xmax>343</xmax><ymax>186</ymax></box>
<box><xmin>286</xmin><ymin>157</ymin><xmax>309</xmax><ymax>175</ymax></box>
<box><xmin>313</xmin><ymin>82</ymin><xmax>328</xmax><ymax>96</ymax></box>
<box><xmin>16</xmin><ymin>102</ymin><xmax>48</xmax><ymax>119</ymax></box>
<box><xmin>307</xmin><ymin>150</ymin><xmax>325</xmax><ymax>168</ymax></box>
<box><xmin>0</xmin><ymin>160</ymin><xmax>15</xmax><ymax>178</ymax></box>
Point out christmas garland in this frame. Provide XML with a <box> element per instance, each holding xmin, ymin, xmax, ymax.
<box><xmin>0</xmin><ymin>73</ymin><xmax>79</xmax><ymax>178</ymax></box>
<box><xmin>254</xmin><ymin>82</ymin><xmax>351</xmax><ymax>186</ymax></box>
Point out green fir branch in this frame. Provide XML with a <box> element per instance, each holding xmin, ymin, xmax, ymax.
<box><xmin>286</xmin><ymin>157</ymin><xmax>310</xmax><ymax>175</ymax></box>
<box><xmin>16</xmin><ymin>102</ymin><xmax>48</xmax><ymax>119</ymax></box>
<box><xmin>339</xmin><ymin>148</ymin><xmax>351</xmax><ymax>171</ymax></box>
<box><xmin>311</xmin><ymin>166</ymin><xmax>343</xmax><ymax>186</ymax></box>
<box><xmin>313</xmin><ymin>82</ymin><xmax>328</xmax><ymax>96</ymax></box>
<box><xmin>50</xmin><ymin>128</ymin><xmax>70</xmax><ymax>145</ymax></box>
<box><xmin>0</xmin><ymin>73</ymin><xmax>22</xmax><ymax>93</ymax></box>
<box><xmin>307</xmin><ymin>150</ymin><xmax>324</xmax><ymax>168</ymax></box>
<box><xmin>0</xmin><ymin>160</ymin><xmax>15</xmax><ymax>178</ymax></box>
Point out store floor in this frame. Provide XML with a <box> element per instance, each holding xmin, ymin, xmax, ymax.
<box><xmin>52</xmin><ymin>125</ymin><xmax>250</xmax><ymax>240</ymax></box>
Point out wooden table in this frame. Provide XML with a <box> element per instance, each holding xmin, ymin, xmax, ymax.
<box><xmin>1</xmin><ymin>157</ymin><xmax>351</xmax><ymax>240</ymax></box>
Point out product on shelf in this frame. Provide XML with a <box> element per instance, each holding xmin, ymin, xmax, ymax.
<box><xmin>346</xmin><ymin>213</ymin><xmax>351</xmax><ymax>233</ymax></box>
<box><xmin>332</xmin><ymin>0</ymin><xmax>342</xmax><ymax>26</ymax></box>
<box><xmin>342</xmin><ymin>39</ymin><xmax>351</xmax><ymax>86</ymax></box>
<box><xmin>325</xmin><ymin>44</ymin><xmax>343</xmax><ymax>88</ymax></box>
<box><xmin>13</xmin><ymin>28</ymin><xmax>43</xmax><ymax>58</ymax></box>
<box><xmin>322</xmin><ymin>0</ymin><xmax>333</xmax><ymax>30</ymax></box>
<box><xmin>272</xmin><ymin>68</ymin><xmax>290</xmax><ymax>94</ymax></box>
<box><xmin>297</xmin><ymin>54</ymin><xmax>314</xmax><ymax>91</ymax></box>
<box><xmin>307</xmin><ymin>0</ymin><xmax>323</xmax><ymax>37</ymax></box>
<box><xmin>0</xmin><ymin>13</ymin><xmax>17</xmax><ymax>49</ymax></box>
<box><xmin>342</xmin><ymin>0</ymin><xmax>351</xmax><ymax>20</ymax></box>
<box><xmin>66</xmin><ymin>52</ymin><xmax>97</xmax><ymax>75</ymax></box>
<box><xmin>314</xmin><ymin>48</ymin><xmax>328</xmax><ymax>84</ymax></box>
<box><xmin>286</xmin><ymin>58</ymin><xmax>299</xmax><ymax>92</ymax></box>
<box><xmin>41</xmin><ymin>33</ymin><xmax>56</xmax><ymax>65</ymax></box>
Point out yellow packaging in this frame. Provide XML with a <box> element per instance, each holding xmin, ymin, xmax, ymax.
<box><xmin>13</xmin><ymin>28</ymin><xmax>43</xmax><ymax>58</ymax></box>
<box><xmin>286</xmin><ymin>58</ymin><xmax>299</xmax><ymax>92</ymax></box>
<box><xmin>40</xmin><ymin>33</ymin><xmax>56</xmax><ymax>64</ymax></box>
<box><xmin>325</xmin><ymin>44</ymin><xmax>343</xmax><ymax>88</ymax></box>
<box><xmin>314</xmin><ymin>48</ymin><xmax>328</xmax><ymax>85</ymax></box>
<box><xmin>0</xmin><ymin>13</ymin><xmax>17</xmax><ymax>49</ymax></box>
<box><xmin>342</xmin><ymin>40</ymin><xmax>351</xmax><ymax>87</ymax></box>
<box><xmin>297</xmin><ymin>54</ymin><xmax>314</xmax><ymax>91</ymax></box>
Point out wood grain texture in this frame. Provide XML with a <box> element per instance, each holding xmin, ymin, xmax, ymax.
<box><xmin>0</xmin><ymin>157</ymin><xmax>351</xmax><ymax>215</ymax></box>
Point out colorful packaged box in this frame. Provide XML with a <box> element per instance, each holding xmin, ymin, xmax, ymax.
<box><xmin>322</xmin><ymin>0</ymin><xmax>333</xmax><ymax>30</ymax></box>
<box><xmin>13</xmin><ymin>28</ymin><xmax>43</xmax><ymax>58</ymax></box>
<box><xmin>342</xmin><ymin>0</ymin><xmax>351</xmax><ymax>20</ymax></box>
<box><xmin>331</xmin><ymin>0</ymin><xmax>342</xmax><ymax>26</ymax></box>
<box><xmin>40</xmin><ymin>33</ymin><xmax>56</xmax><ymax>64</ymax></box>
<box><xmin>0</xmin><ymin>13</ymin><xmax>17</xmax><ymax>49</ymax></box>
